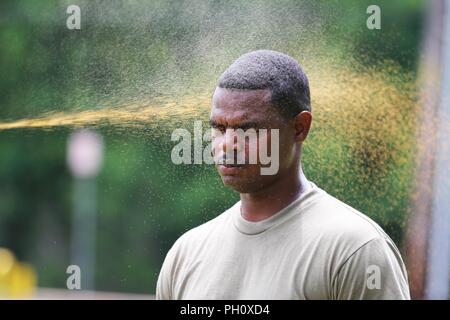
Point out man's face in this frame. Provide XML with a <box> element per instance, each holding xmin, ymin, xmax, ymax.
<box><xmin>210</xmin><ymin>87</ymin><xmax>298</xmax><ymax>193</ymax></box>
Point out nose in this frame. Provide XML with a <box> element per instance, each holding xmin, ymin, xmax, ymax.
<box><xmin>223</xmin><ymin>129</ymin><xmax>243</xmax><ymax>154</ymax></box>
<box><xmin>212</xmin><ymin>129</ymin><xmax>243</xmax><ymax>164</ymax></box>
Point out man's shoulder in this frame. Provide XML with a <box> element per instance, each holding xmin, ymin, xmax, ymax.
<box><xmin>307</xmin><ymin>187</ymin><xmax>394</xmax><ymax>250</ymax></box>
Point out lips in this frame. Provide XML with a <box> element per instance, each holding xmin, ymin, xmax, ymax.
<box><xmin>223</xmin><ymin>163</ymin><xmax>245</xmax><ymax>167</ymax></box>
<box><xmin>218</xmin><ymin>164</ymin><xmax>246</xmax><ymax>175</ymax></box>
<box><xmin>214</xmin><ymin>152</ymin><xmax>248</xmax><ymax>174</ymax></box>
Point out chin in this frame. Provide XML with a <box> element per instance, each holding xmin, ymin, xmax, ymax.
<box><xmin>221</xmin><ymin>175</ymin><xmax>266</xmax><ymax>194</ymax></box>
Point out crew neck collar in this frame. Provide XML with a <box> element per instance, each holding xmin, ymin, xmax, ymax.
<box><xmin>231</xmin><ymin>182</ymin><xmax>323</xmax><ymax>235</ymax></box>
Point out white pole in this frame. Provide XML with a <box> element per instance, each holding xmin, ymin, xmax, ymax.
<box><xmin>67</xmin><ymin>129</ymin><xmax>103</xmax><ymax>291</ymax></box>
<box><xmin>426</xmin><ymin>0</ymin><xmax>450</xmax><ymax>300</ymax></box>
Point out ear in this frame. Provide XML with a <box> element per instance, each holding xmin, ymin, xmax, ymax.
<box><xmin>293</xmin><ymin>111</ymin><xmax>312</xmax><ymax>142</ymax></box>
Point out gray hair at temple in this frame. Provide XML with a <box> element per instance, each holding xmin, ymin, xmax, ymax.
<box><xmin>218</xmin><ymin>50</ymin><xmax>311</xmax><ymax>119</ymax></box>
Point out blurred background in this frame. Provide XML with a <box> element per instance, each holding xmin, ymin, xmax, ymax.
<box><xmin>0</xmin><ymin>0</ymin><xmax>449</xmax><ymax>299</ymax></box>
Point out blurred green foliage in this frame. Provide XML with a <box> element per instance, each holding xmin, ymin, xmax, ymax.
<box><xmin>0</xmin><ymin>0</ymin><xmax>424</xmax><ymax>293</ymax></box>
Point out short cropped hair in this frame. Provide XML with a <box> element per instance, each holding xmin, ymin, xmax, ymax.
<box><xmin>218</xmin><ymin>50</ymin><xmax>311</xmax><ymax>119</ymax></box>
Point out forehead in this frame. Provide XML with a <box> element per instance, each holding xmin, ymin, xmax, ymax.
<box><xmin>211</xmin><ymin>87</ymin><xmax>275</xmax><ymax>123</ymax></box>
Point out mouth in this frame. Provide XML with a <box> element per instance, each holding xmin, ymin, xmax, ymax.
<box><xmin>217</xmin><ymin>163</ymin><xmax>247</xmax><ymax>175</ymax></box>
<box><xmin>222</xmin><ymin>163</ymin><xmax>245</xmax><ymax>168</ymax></box>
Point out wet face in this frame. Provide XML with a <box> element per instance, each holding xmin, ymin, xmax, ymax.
<box><xmin>210</xmin><ymin>87</ymin><xmax>300</xmax><ymax>193</ymax></box>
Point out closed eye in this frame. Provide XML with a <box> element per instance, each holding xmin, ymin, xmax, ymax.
<box><xmin>209</xmin><ymin>120</ymin><xmax>226</xmax><ymax>133</ymax></box>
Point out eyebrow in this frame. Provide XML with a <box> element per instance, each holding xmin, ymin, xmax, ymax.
<box><xmin>209</xmin><ymin>119</ymin><xmax>263</xmax><ymax>129</ymax></box>
<box><xmin>209</xmin><ymin>119</ymin><xmax>222</xmax><ymax>127</ymax></box>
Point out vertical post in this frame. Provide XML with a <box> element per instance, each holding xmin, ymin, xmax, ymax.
<box><xmin>405</xmin><ymin>0</ymin><xmax>449</xmax><ymax>299</ymax></box>
<box><xmin>67</xmin><ymin>130</ymin><xmax>103</xmax><ymax>291</ymax></box>
<box><xmin>71</xmin><ymin>178</ymin><xmax>97</xmax><ymax>291</ymax></box>
<box><xmin>425</xmin><ymin>0</ymin><xmax>450</xmax><ymax>300</ymax></box>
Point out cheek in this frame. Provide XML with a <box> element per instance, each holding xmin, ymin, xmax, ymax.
<box><xmin>246</xmin><ymin>136</ymin><xmax>258</xmax><ymax>155</ymax></box>
<box><xmin>211</xmin><ymin>135</ymin><xmax>223</xmax><ymax>154</ymax></box>
<box><xmin>277</xmin><ymin>132</ymin><xmax>296</xmax><ymax>163</ymax></box>
<box><xmin>255</xmin><ymin>131</ymin><xmax>273</xmax><ymax>156</ymax></box>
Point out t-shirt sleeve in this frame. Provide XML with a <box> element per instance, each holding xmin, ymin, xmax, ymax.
<box><xmin>155</xmin><ymin>242</ymin><xmax>179</xmax><ymax>300</ymax></box>
<box><xmin>333</xmin><ymin>237</ymin><xmax>411</xmax><ymax>300</ymax></box>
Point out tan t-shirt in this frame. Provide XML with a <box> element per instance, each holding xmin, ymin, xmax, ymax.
<box><xmin>156</xmin><ymin>182</ymin><xmax>410</xmax><ymax>299</ymax></box>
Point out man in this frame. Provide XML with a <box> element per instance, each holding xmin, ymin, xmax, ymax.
<box><xmin>156</xmin><ymin>50</ymin><xmax>410</xmax><ymax>299</ymax></box>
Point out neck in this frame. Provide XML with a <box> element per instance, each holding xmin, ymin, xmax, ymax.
<box><xmin>240</xmin><ymin>165</ymin><xmax>310</xmax><ymax>222</ymax></box>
